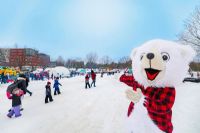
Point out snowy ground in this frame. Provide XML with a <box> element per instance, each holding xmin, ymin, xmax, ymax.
<box><xmin>0</xmin><ymin>74</ymin><xmax>200</xmax><ymax>133</ymax></box>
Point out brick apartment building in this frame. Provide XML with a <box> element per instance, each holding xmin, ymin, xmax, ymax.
<box><xmin>38</xmin><ymin>53</ymin><xmax>51</xmax><ymax>67</ymax></box>
<box><xmin>9</xmin><ymin>48</ymin><xmax>26</xmax><ymax>67</ymax></box>
<box><xmin>0</xmin><ymin>48</ymin><xmax>50</xmax><ymax>68</ymax></box>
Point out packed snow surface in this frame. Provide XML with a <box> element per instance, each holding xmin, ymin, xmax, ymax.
<box><xmin>0</xmin><ymin>74</ymin><xmax>200</xmax><ymax>133</ymax></box>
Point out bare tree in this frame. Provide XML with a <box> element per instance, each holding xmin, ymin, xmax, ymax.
<box><xmin>65</xmin><ymin>59</ymin><xmax>73</xmax><ymax>68</ymax></box>
<box><xmin>85</xmin><ymin>52</ymin><xmax>98</xmax><ymax>68</ymax></box>
<box><xmin>118</xmin><ymin>56</ymin><xmax>132</xmax><ymax>68</ymax></box>
<box><xmin>65</xmin><ymin>58</ymin><xmax>84</xmax><ymax>68</ymax></box>
<box><xmin>86</xmin><ymin>52</ymin><xmax>98</xmax><ymax>63</ymax></box>
<box><xmin>100</xmin><ymin>55</ymin><xmax>112</xmax><ymax>65</ymax></box>
<box><xmin>118</xmin><ymin>56</ymin><xmax>130</xmax><ymax>63</ymax></box>
<box><xmin>56</xmin><ymin>56</ymin><xmax>65</xmax><ymax>66</ymax></box>
<box><xmin>178</xmin><ymin>6</ymin><xmax>200</xmax><ymax>54</ymax></box>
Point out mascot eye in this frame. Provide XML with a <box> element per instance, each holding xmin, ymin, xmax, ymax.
<box><xmin>161</xmin><ymin>52</ymin><xmax>170</xmax><ymax>61</ymax></box>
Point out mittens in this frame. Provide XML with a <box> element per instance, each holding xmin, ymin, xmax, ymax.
<box><xmin>125</xmin><ymin>88</ymin><xmax>142</xmax><ymax>103</ymax></box>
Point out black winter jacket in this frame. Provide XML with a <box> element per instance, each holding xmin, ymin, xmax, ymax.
<box><xmin>45</xmin><ymin>85</ymin><xmax>52</xmax><ymax>96</ymax></box>
<box><xmin>12</xmin><ymin>94</ymin><xmax>21</xmax><ymax>107</ymax></box>
<box><xmin>17</xmin><ymin>79</ymin><xmax>27</xmax><ymax>94</ymax></box>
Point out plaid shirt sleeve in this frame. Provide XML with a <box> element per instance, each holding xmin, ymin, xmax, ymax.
<box><xmin>144</xmin><ymin>87</ymin><xmax>175</xmax><ymax>114</ymax></box>
<box><xmin>119</xmin><ymin>74</ymin><xmax>135</xmax><ymax>87</ymax></box>
<box><xmin>119</xmin><ymin>74</ymin><xmax>146</xmax><ymax>117</ymax></box>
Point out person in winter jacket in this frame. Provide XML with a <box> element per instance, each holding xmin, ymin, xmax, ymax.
<box><xmin>7</xmin><ymin>87</ymin><xmax>24</xmax><ymax>118</ymax></box>
<box><xmin>7</xmin><ymin>76</ymin><xmax>27</xmax><ymax>112</ymax></box>
<box><xmin>53</xmin><ymin>77</ymin><xmax>62</xmax><ymax>95</ymax></box>
<box><xmin>16</xmin><ymin>76</ymin><xmax>27</xmax><ymax>94</ymax></box>
<box><xmin>90</xmin><ymin>70</ymin><xmax>96</xmax><ymax>87</ymax></box>
<box><xmin>25</xmin><ymin>76</ymin><xmax>32</xmax><ymax>96</ymax></box>
<box><xmin>45</xmin><ymin>81</ymin><xmax>53</xmax><ymax>103</ymax></box>
<box><xmin>19</xmin><ymin>74</ymin><xmax>32</xmax><ymax>96</ymax></box>
<box><xmin>8</xmin><ymin>74</ymin><xmax>31</xmax><ymax>112</ymax></box>
<box><xmin>85</xmin><ymin>73</ymin><xmax>90</xmax><ymax>89</ymax></box>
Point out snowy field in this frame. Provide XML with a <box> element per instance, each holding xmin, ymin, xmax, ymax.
<box><xmin>0</xmin><ymin>74</ymin><xmax>200</xmax><ymax>133</ymax></box>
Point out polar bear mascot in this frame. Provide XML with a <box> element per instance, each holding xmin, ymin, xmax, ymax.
<box><xmin>120</xmin><ymin>39</ymin><xmax>196</xmax><ymax>133</ymax></box>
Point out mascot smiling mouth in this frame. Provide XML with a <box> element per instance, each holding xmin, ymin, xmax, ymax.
<box><xmin>145</xmin><ymin>68</ymin><xmax>161</xmax><ymax>81</ymax></box>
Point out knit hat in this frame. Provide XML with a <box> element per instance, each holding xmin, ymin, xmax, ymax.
<box><xmin>47</xmin><ymin>81</ymin><xmax>51</xmax><ymax>84</ymax></box>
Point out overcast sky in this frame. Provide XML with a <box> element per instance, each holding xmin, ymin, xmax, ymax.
<box><xmin>0</xmin><ymin>0</ymin><xmax>199</xmax><ymax>61</ymax></box>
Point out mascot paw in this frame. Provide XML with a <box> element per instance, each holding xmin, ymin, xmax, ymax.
<box><xmin>125</xmin><ymin>88</ymin><xmax>142</xmax><ymax>103</ymax></box>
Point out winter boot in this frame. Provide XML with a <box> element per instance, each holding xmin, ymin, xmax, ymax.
<box><xmin>49</xmin><ymin>96</ymin><xmax>53</xmax><ymax>102</ymax></box>
<box><xmin>7</xmin><ymin>109</ymin><xmax>14</xmax><ymax>118</ymax></box>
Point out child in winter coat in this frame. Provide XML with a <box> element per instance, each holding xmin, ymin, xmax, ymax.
<box><xmin>45</xmin><ymin>81</ymin><xmax>53</xmax><ymax>103</ymax></box>
<box><xmin>7</xmin><ymin>87</ymin><xmax>24</xmax><ymax>118</ymax></box>
<box><xmin>53</xmin><ymin>77</ymin><xmax>62</xmax><ymax>95</ymax></box>
<box><xmin>85</xmin><ymin>74</ymin><xmax>90</xmax><ymax>89</ymax></box>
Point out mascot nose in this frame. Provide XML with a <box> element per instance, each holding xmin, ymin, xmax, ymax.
<box><xmin>147</xmin><ymin>53</ymin><xmax>154</xmax><ymax>60</ymax></box>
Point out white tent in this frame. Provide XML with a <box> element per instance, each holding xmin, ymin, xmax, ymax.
<box><xmin>45</xmin><ymin>66</ymin><xmax>70</xmax><ymax>78</ymax></box>
<box><xmin>33</xmin><ymin>68</ymin><xmax>43</xmax><ymax>74</ymax></box>
<box><xmin>44</xmin><ymin>68</ymin><xmax>52</xmax><ymax>72</ymax></box>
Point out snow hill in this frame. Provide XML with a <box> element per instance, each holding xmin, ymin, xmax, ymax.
<box><xmin>0</xmin><ymin>74</ymin><xmax>200</xmax><ymax>133</ymax></box>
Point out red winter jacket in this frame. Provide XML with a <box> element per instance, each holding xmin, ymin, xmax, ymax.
<box><xmin>91</xmin><ymin>72</ymin><xmax>96</xmax><ymax>80</ymax></box>
<box><xmin>120</xmin><ymin>74</ymin><xmax>175</xmax><ymax>133</ymax></box>
<box><xmin>85</xmin><ymin>74</ymin><xmax>90</xmax><ymax>82</ymax></box>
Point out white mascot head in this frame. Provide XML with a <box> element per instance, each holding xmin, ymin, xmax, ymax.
<box><xmin>131</xmin><ymin>39</ymin><xmax>196</xmax><ymax>88</ymax></box>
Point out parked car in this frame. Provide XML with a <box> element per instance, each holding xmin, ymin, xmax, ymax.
<box><xmin>183</xmin><ymin>77</ymin><xmax>200</xmax><ymax>83</ymax></box>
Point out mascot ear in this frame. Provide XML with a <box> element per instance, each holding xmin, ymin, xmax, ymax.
<box><xmin>130</xmin><ymin>48</ymin><xmax>138</xmax><ymax>60</ymax></box>
<box><xmin>179</xmin><ymin>45</ymin><xmax>196</xmax><ymax>63</ymax></box>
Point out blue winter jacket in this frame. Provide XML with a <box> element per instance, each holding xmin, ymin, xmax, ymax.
<box><xmin>53</xmin><ymin>80</ymin><xmax>62</xmax><ymax>89</ymax></box>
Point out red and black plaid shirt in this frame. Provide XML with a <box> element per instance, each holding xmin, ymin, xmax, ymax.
<box><xmin>120</xmin><ymin>74</ymin><xmax>176</xmax><ymax>133</ymax></box>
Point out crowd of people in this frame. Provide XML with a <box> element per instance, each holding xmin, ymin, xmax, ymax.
<box><xmin>3</xmin><ymin>69</ymin><xmax>105</xmax><ymax>119</ymax></box>
<box><xmin>0</xmin><ymin>73</ymin><xmax>17</xmax><ymax>84</ymax></box>
<box><xmin>5</xmin><ymin>73</ymin><xmax>63</xmax><ymax>118</ymax></box>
